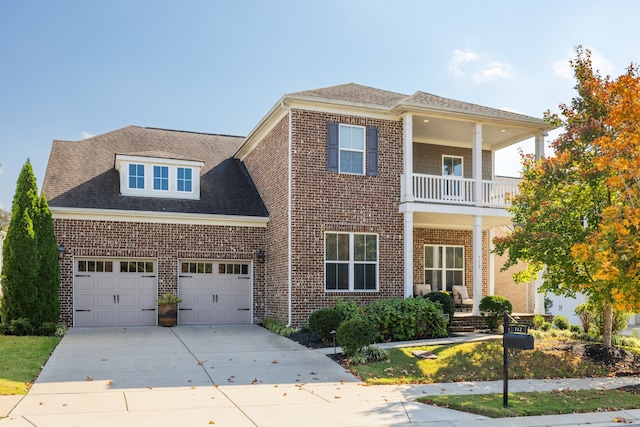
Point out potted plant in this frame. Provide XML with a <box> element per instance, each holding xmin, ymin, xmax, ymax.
<box><xmin>157</xmin><ymin>293</ymin><xmax>183</xmax><ymax>327</ymax></box>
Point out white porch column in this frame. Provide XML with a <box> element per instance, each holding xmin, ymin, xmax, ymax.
<box><xmin>404</xmin><ymin>211</ymin><xmax>414</xmax><ymax>298</ymax></box>
<box><xmin>402</xmin><ymin>114</ymin><xmax>414</xmax><ymax>203</ymax></box>
<box><xmin>488</xmin><ymin>228</ymin><xmax>495</xmax><ymax>296</ymax></box>
<box><xmin>472</xmin><ymin>215</ymin><xmax>483</xmax><ymax>315</ymax></box>
<box><xmin>535</xmin><ymin>131</ymin><xmax>545</xmax><ymax>161</ymax></box>
<box><xmin>473</xmin><ymin>123</ymin><xmax>483</xmax><ymax>206</ymax></box>
<box><xmin>534</xmin><ymin>270</ymin><xmax>546</xmax><ymax>314</ymax></box>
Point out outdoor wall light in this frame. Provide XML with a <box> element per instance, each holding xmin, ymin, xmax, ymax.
<box><xmin>257</xmin><ymin>249</ymin><xmax>265</xmax><ymax>262</ymax></box>
<box><xmin>57</xmin><ymin>244</ymin><xmax>65</xmax><ymax>260</ymax></box>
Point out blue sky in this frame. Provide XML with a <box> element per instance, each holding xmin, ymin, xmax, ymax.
<box><xmin>1</xmin><ymin>0</ymin><xmax>640</xmax><ymax>210</ymax></box>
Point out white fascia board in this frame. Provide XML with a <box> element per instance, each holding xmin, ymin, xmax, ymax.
<box><xmin>115</xmin><ymin>154</ymin><xmax>205</xmax><ymax>171</ymax></box>
<box><xmin>399</xmin><ymin>202</ymin><xmax>512</xmax><ymax>218</ymax></box>
<box><xmin>50</xmin><ymin>207</ymin><xmax>268</xmax><ymax>228</ymax></box>
<box><xmin>235</xmin><ymin>96</ymin><xmax>394</xmax><ymax>161</ymax></box>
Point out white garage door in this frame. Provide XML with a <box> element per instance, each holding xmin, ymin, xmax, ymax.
<box><xmin>74</xmin><ymin>259</ymin><xmax>157</xmax><ymax>327</ymax></box>
<box><xmin>178</xmin><ymin>261</ymin><xmax>252</xmax><ymax>325</ymax></box>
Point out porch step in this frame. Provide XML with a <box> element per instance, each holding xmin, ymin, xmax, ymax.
<box><xmin>449</xmin><ymin>325</ymin><xmax>475</xmax><ymax>333</ymax></box>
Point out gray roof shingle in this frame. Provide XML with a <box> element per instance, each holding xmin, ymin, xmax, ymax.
<box><xmin>287</xmin><ymin>83</ymin><xmax>548</xmax><ymax>124</ymax></box>
<box><xmin>42</xmin><ymin>126</ymin><xmax>268</xmax><ymax>218</ymax></box>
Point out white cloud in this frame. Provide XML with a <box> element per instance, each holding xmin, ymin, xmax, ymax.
<box><xmin>472</xmin><ymin>62</ymin><xmax>512</xmax><ymax>83</ymax></box>
<box><xmin>81</xmin><ymin>131</ymin><xmax>95</xmax><ymax>139</ymax></box>
<box><xmin>552</xmin><ymin>48</ymin><xmax>614</xmax><ymax>80</ymax></box>
<box><xmin>450</xmin><ymin>48</ymin><xmax>479</xmax><ymax>76</ymax></box>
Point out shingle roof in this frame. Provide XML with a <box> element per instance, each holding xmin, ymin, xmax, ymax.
<box><xmin>287</xmin><ymin>83</ymin><xmax>548</xmax><ymax>125</ymax></box>
<box><xmin>42</xmin><ymin>126</ymin><xmax>268</xmax><ymax>217</ymax></box>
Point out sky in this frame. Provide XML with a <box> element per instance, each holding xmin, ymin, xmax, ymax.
<box><xmin>1</xmin><ymin>0</ymin><xmax>640</xmax><ymax>210</ymax></box>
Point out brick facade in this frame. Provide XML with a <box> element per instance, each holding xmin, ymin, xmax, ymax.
<box><xmin>54</xmin><ymin>218</ymin><xmax>266</xmax><ymax>326</ymax></box>
<box><xmin>413</xmin><ymin>228</ymin><xmax>489</xmax><ymax>299</ymax></box>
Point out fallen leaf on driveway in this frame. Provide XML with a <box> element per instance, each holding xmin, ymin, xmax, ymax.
<box><xmin>251</xmin><ymin>378</ymin><xmax>258</xmax><ymax>384</ymax></box>
<box><xmin>198</xmin><ymin>360</ymin><xmax>206</xmax><ymax>365</ymax></box>
<box><xmin>334</xmin><ymin>396</ymin><xmax>341</xmax><ymax>399</ymax></box>
<box><xmin>272</xmin><ymin>359</ymin><xmax>278</xmax><ymax>364</ymax></box>
<box><xmin>86</xmin><ymin>376</ymin><xmax>93</xmax><ymax>381</ymax></box>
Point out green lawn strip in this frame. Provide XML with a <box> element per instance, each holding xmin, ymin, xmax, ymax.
<box><xmin>350</xmin><ymin>339</ymin><xmax>609</xmax><ymax>384</ymax></box>
<box><xmin>0</xmin><ymin>336</ymin><xmax>61</xmax><ymax>395</ymax></box>
<box><xmin>418</xmin><ymin>388</ymin><xmax>640</xmax><ymax>418</ymax></box>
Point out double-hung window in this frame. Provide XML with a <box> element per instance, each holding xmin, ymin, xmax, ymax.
<box><xmin>325</xmin><ymin>233</ymin><xmax>378</xmax><ymax>291</ymax></box>
<box><xmin>339</xmin><ymin>125</ymin><xmax>365</xmax><ymax>174</ymax></box>
<box><xmin>424</xmin><ymin>245</ymin><xmax>464</xmax><ymax>292</ymax></box>
<box><xmin>177</xmin><ymin>167</ymin><xmax>192</xmax><ymax>192</ymax></box>
<box><xmin>327</xmin><ymin>122</ymin><xmax>378</xmax><ymax>176</ymax></box>
<box><xmin>153</xmin><ymin>165</ymin><xmax>169</xmax><ymax>191</ymax></box>
<box><xmin>128</xmin><ymin>164</ymin><xmax>145</xmax><ymax>189</ymax></box>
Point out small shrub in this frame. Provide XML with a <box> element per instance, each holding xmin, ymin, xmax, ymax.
<box><xmin>35</xmin><ymin>322</ymin><xmax>59</xmax><ymax>336</ymax></box>
<box><xmin>337</xmin><ymin>318</ymin><xmax>377</xmax><ymax>357</ymax></box>
<box><xmin>55</xmin><ymin>323</ymin><xmax>68</xmax><ymax>337</ymax></box>
<box><xmin>479</xmin><ymin>296</ymin><xmax>512</xmax><ymax>330</ymax></box>
<box><xmin>308</xmin><ymin>307</ymin><xmax>342</xmax><ymax>342</ymax></box>
<box><xmin>553</xmin><ymin>315</ymin><xmax>570</xmax><ymax>330</ymax></box>
<box><xmin>361</xmin><ymin>345</ymin><xmax>388</xmax><ymax>362</ymax></box>
<box><xmin>334</xmin><ymin>299</ymin><xmax>362</xmax><ymax>322</ymax></box>
<box><xmin>569</xmin><ymin>324</ymin><xmax>581</xmax><ymax>333</ymax></box>
<box><xmin>365</xmin><ymin>297</ymin><xmax>447</xmax><ymax>341</ymax></box>
<box><xmin>262</xmin><ymin>318</ymin><xmax>297</xmax><ymax>337</ymax></box>
<box><xmin>531</xmin><ymin>314</ymin><xmax>545</xmax><ymax>330</ymax></box>
<box><xmin>575</xmin><ymin>303</ymin><xmax>595</xmax><ymax>333</ymax></box>
<box><xmin>423</xmin><ymin>292</ymin><xmax>454</xmax><ymax>323</ymax></box>
<box><xmin>6</xmin><ymin>318</ymin><xmax>35</xmax><ymax>336</ymax></box>
<box><xmin>613</xmin><ymin>335</ymin><xmax>640</xmax><ymax>349</ymax></box>
<box><xmin>540</xmin><ymin>321</ymin><xmax>552</xmax><ymax>331</ymax></box>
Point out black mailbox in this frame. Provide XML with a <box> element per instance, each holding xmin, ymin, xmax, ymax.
<box><xmin>503</xmin><ymin>333</ymin><xmax>534</xmax><ymax>350</ymax></box>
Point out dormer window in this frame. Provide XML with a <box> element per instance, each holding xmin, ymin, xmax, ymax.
<box><xmin>115</xmin><ymin>154</ymin><xmax>204</xmax><ymax>200</ymax></box>
<box><xmin>153</xmin><ymin>166</ymin><xmax>169</xmax><ymax>191</ymax></box>
<box><xmin>129</xmin><ymin>164</ymin><xmax>145</xmax><ymax>189</ymax></box>
<box><xmin>177</xmin><ymin>167</ymin><xmax>192</xmax><ymax>192</ymax></box>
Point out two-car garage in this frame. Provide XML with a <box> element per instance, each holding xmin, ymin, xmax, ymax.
<box><xmin>73</xmin><ymin>258</ymin><xmax>252</xmax><ymax>327</ymax></box>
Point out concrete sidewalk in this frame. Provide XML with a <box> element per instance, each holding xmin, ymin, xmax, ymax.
<box><xmin>1</xmin><ymin>326</ymin><xmax>640</xmax><ymax>426</ymax></box>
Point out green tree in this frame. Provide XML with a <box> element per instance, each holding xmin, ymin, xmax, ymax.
<box><xmin>2</xmin><ymin>160</ymin><xmax>40</xmax><ymax>322</ymax></box>
<box><xmin>34</xmin><ymin>194</ymin><xmax>60</xmax><ymax>324</ymax></box>
<box><xmin>494</xmin><ymin>47</ymin><xmax>639</xmax><ymax>348</ymax></box>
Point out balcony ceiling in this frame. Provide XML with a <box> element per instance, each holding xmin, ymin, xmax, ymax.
<box><xmin>413</xmin><ymin>210</ymin><xmax>513</xmax><ymax>230</ymax></box>
<box><xmin>412</xmin><ymin>115</ymin><xmax>538</xmax><ymax>151</ymax></box>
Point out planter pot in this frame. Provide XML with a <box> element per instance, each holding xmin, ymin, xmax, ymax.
<box><xmin>158</xmin><ymin>303</ymin><xmax>178</xmax><ymax>327</ymax></box>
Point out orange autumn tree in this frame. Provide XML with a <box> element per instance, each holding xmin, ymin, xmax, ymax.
<box><xmin>494</xmin><ymin>47</ymin><xmax>640</xmax><ymax>348</ymax></box>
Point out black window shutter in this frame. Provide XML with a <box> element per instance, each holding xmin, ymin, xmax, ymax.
<box><xmin>327</xmin><ymin>121</ymin><xmax>339</xmax><ymax>172</ymax></box>
<box><xmin>366</xmin><ymin>126</ymin><xmax>378</xmax><ymax>176</ymax></box>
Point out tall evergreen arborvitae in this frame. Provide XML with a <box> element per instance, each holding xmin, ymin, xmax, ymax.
<box><xmin>1</xmin><ymin>160</ymin><xmax>40</xmax><ymax>322</ymax></box>
<box><xmin>34</xmin><ymin>194</ymin><xmax>60</xmax><ymax>324</ymax></box>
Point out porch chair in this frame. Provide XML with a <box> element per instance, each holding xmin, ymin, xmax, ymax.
<box><xmin>452</xmin><ymin>285</ymin><xmax>473</xmax><ymax>312</ymax></box>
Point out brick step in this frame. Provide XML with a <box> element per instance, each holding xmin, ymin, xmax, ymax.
<box><xmin>449</xmin><ymin>325</ymin><xmax>475</xmax><ymax>333</ymax></box>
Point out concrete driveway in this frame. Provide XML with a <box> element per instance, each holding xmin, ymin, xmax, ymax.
<box><xmin>32</xmin><ymin>325</ymin><xmax>357</xmax><ymax>390</ymax></box>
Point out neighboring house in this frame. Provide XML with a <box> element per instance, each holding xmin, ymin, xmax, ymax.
<box><xmin>43</xmin><ymin>83</ymin><xmax>552</xmax><ymax>327</ymax></box>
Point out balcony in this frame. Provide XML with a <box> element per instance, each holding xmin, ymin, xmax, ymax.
<box><xmin>412</xmin><ymin>174</ymin><xmax>519</xmax><ymax>208</ymax></box>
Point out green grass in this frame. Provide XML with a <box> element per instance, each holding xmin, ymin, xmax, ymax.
<box><xmin>350</xmin><ymin>337</ymin><xmax>609</xmax><ymax>384</ymax></box>
<box><xmin>0</xmin><ymin>335</ymin><xmax>60</xmax><ymax>395</ymax></box>
<box><xmin>419</xmin><ymin>388</ymin><xmax>640</xmax><ymax>418</ymax></box>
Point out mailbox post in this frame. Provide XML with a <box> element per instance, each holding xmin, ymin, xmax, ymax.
<box><xmin>502</xmin><ymin>309</ymin><xmax>535</xmax><ymax>407</ymax></box>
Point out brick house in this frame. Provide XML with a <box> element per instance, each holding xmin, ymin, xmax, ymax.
<box><xmin>43</xmin><ymin>83</ymin><xmax>551</xmax><ymax>327</ymax></box>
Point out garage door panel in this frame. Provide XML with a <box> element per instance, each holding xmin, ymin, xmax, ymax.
<box><xmin>179</xmin><ymin>261</ymin><xmax>251</xmax><ymax>325</ymax></box>
<box><xmin>74</xmin><ymin>259</ymin><xmax>157</xmax><ymax>327</ymax></box>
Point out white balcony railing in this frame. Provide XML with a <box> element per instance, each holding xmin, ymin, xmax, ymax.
<box><xmin>412</xmin><ymin>174</ymin><xmax>519</xmax><ymax>208</ymax></box>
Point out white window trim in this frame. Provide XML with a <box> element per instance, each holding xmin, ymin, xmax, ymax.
<box><xmin>115</xmin><ymin>154</ymin><xmax>203</xmax><ymax>199</ymax></box>
<box><xmin>424</xmin><ymin>244</ymin><xmax>464</xmax><ymax>292</ymax></box>
<box><xmin>177</xmin><ymin>167</ymin><xmax>194</xmax><ymax>194</ymax></box>
<box><xmin>325</xmin><ymin>232</ymin><xmax>379</xmax><ymax>292</ymax></box>
<box><xmin>153</xmin><ymin>165</ymin><xmax>170</xmax><ymax>192</ymax></box>
<box><xmin>128</xmin><ymin>163</ymin><xmax>146</xmax><ymax>190</ymax></box>
<box><xmin>442</xmin><ymin>155</ymin><xmax>464</xmax><ymax>177</ymax></box>
<box><xmin>339</xmin><ymin>124</ymin><xmax>366</xmax><ymax>175</ymax></box>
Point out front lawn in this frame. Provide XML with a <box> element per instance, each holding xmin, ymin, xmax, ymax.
<box><xmin>419</xmin><ymin>388</ymin><xmax>640</xmax><ymax>418</ymax></box>
<box><xmin>350</xmin><ymin>337</ymin><xmax>611</xmax><ymax>384</ymax></box>
<box><xmin>0</xmin><ymin>335</ymin><xmax>60</xmax><ymax>395</ymax></box>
